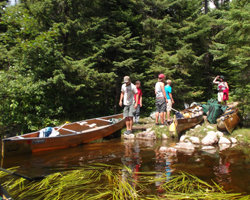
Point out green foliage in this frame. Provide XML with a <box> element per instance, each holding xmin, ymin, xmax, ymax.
<box><xmin>0</xmin><ymin>0</ymin><xmax>250</xmax><ymax>135</ymax></box>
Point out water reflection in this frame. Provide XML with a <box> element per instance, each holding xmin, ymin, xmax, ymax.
<box><xmin>155</xmin><ymin>147</ymin><xmax>176</xmax><ymax>193</ymax></box>
<box><xmin>1</xmin><ymin>137</ymin><xmax>250</xmax><ymax>194</ymax></box>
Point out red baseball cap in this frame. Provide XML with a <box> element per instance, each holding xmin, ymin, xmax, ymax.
<box><xmin>158</xmin><ymin>74</ymin><xmax>165</xmax><ymax>79</ymax></box>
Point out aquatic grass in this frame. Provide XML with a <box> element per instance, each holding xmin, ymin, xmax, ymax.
<box><xmin>2</xmin><ymin>164</ymin><xmax>250</xmax><ymax>200</ymax></box>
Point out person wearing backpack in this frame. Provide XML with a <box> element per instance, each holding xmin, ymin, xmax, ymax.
<box><xmin>213</xmin><ymin>75</ymin><xmax>229</xmax><ymax>105</ymax></box>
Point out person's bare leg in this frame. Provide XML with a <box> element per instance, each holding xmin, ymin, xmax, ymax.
<box><xmin>167</xmin><ymin>110</ymin><xmax>170</xmax><ymax>121</ymax></box>
<box><xmin>125</xmin><ymin>117</ymin><xmax>130</xmax><ymax>131</ymax></box>
<box><xmin>163</xmin><ymin>112</ymin><xmax>166</xmax><ymax>122</ymax></box>
<box><xmin>160</xmin><ymin>112</ymin><xmax>164</xmax><ymax>124</ymax></box>
<box><xmin>129</xmin><ymin>117</ymin><xmax>133</xmax><ymax>131</ymax></box>
<box><xmin>155</xmin><ymin>112</ymin><xmax>159</xmax><ymax>124</ymax></box>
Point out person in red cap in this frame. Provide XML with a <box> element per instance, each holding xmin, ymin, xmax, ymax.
<box><xmin>155</xmin><ymin>74</ymin><xmax>168</xmax><ymax>125</ymax></box>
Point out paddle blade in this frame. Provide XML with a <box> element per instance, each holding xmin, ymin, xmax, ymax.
<box><xmin>169</xmin><ymin>122</ymin><xmax>176</xmax><ymax>132</ymax></box>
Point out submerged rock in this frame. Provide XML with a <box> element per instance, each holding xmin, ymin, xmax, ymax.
<box><xmin>218</xmin><ymin>137</ymin><xmax>231</xmax><ymax>144</ymax></box>
<box><xmin>159</xmin><ymin>146</ymin><xmax>177</xmax><ymax>153</ymax></box>
<box><xmin>175</xmin><ymin>142</ymin><xmax>195</xmax><ymax>150</ymax></box>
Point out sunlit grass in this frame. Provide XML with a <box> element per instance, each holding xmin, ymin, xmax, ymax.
<box><xmin>1</xmin><ymin>164</ymin><xmax>250</xmax><ymax>200</ymax></box>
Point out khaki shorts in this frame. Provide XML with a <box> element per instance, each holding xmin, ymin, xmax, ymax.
<box><xmin>166</xmin><ymin>99</ymin><xmax>172</xmax><ymax>111</ymax></box>
<box><xmin>218</xmin><ymin>92</ymin><xmax>223</xmax><ymax>102</ymax></box>
<box><xmin>123</xmin><ymin>104</ymin><xmax>135</xmax><ymax>118</ymax></box>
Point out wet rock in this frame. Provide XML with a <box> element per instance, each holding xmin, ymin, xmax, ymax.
<box><xmin>201</xmin><ymin>146</ymin><xmax>215</xmax><ymax>150</ymax></box>
<box><xmin>180</xmin><ymin>135</ymin><xmax>186</xmax><ymax>142</ymax></box>
<box><xmin>206</xmin><ymin>125</ymin><xmax>214</xmax><ymax>129</ymax></box>
<box><xmin>219</xmin><ymin>143</ymin><xmax>230</xmax><ymax>151</ymax></box>
<box><xmin>175</xmin><ymin>142</ymin><xmax>195</xmax><ymax>150</ymax></box>
<box><xmin>162</xmin><ymin>133</ymin><xmax>168</xmax><ymax>140</ymax></box>
<box><xmin>124</xmin><ymin>134</ymin><xmax>135</xmax><ymax>139</ymax></box>
<box><xmin>216</xmin><ymin>131</ymin><xmax>224</xmax><ymax>138</ymax></box>
<box><xmin>219</xmin><ymin>136</ymin><xmax>231</xmax><ymax>144</ymax></box>
<box><xmin>136</xmin><ymin>130</ymin><xmax>156</xmax><ymax>140</ymax></box>
<box><xmin>230</xmin><ymin>137</ymin><xmax>237</xmax><ymax>144</ymax></box>
<box><xmin>201</xmin><ymin>131</ymin><xmax>218</xmax><ymax>145</ymax></box>
<box><xmin>195</xmin><ymin>125</ymin><xmax>201</xmax><ymax>129</ymax></box>
<box><xmin>159</xmin><ymin>146</ymin><xmax>177</xmax><ymax>153</ymax></box>
<box><xmin>201</xmin><ymin>146</ymin><xmax>217</xmax><ymax>154</ymax></box>
<box><xmin>189</xmin><ymin>136</ymin><xmax>200</xmax><ymax>144</ymax></box>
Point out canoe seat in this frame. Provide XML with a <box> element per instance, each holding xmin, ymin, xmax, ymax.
<box><xmin>77</xmin><ymin>122</ymin><xmax>88</xmax><ymax>126</ymax></box>
<box><xmin>88</xmin><ymin>123</ymin><xmax>97</xmax><ymax>128</ymax></box>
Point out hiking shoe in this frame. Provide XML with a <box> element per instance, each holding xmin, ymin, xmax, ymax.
<box><xmin>127</xmin><ymin>130</ymin><xmax>132</xmax><ymax>134</ymax></box>
<box><xmin>155</xmin><ymin>123</ymin><xmax>159</xmax><ymax>125</ymax></box>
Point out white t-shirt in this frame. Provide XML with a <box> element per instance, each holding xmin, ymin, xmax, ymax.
<box><xmin>121</xmin><ymin>83</ymin><xmax>138</xmax><ymax>106</ymax></box>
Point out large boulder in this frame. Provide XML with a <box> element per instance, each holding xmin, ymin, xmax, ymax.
<box><xmin>201</xmin><ymin>131</ymin><xmax>218</xmax><ymax>145</ymax></box>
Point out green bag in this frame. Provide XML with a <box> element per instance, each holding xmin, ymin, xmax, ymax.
<box><xmin>221</xmin><ymin>105</ymin><xmax>228</xmax><ymax>113</ymax></box>
<box><xmin>207</xmin><ymin>99</ymin><xmax>218</xmax><ymax>105</ymax></box>
<box><xmin>207</xmin><ymin>103</ymin><xmax>222</xmax><ymax>124</ymax></box>
<box><xmin>202</xmin><ymin>104</ymin><xmax>209</xmax><ymax>114</ymax></box>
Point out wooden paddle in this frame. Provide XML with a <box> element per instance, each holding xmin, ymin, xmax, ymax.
<box><xmin>0</xmin><ymin>167</ymin><xmax>45</xmax><ymax>181</ymax></box>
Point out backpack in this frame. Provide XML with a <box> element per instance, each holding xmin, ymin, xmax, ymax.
<box><xmin>207</xmin><ymin>99</ymin><xmax>218</xmax><ymax>105</ymax></box>
<box><xmin>201</xmin><ymin>104</ymin><xmax>209</xmax><ymax>115</ymax></box>
<box><xmin>207</xmin><ymin>103</ymin><xmax>222</xmax><ymax>124</ymax></box>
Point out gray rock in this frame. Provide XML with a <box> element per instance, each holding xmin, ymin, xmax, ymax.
<box><xmin>124</xmin><ymin>134</ymin><xmax>135</xmax><ymax>139</ymax></box>
<box><xmin>136</xmin><ymin>130</ymin><xmax>156</xmax><ymax>140</ymax></box>
<box><xmin>195</xmin><ymin>125</ymin><xmax>201</xmax><ymax>129</ymax></box>
<box><xmin>206</xmin><ymin>125</ymin><xmax>214</xmax><ymax>129</ymax></box>
<box><xmin>219</xmin><ymin>143</ymin><xmax>230</xmax><ymax>151</ymax></box>
<box><xmin>216</xmin><ymin>131</ymin><xmax>224</xmax><ymax>138</ymax></box>
<box><xmin>230</xmin><ymin>137</ymin><xmax>237</xmax><ymax>144</ymax></box>
<box><xmin>162</xmin><ymin>133</ymin><xmax>168</xmax><ymax>140</ymax></box>
<box><xmin>175</xmin><ymin>142</ymin><xmax>195</xmax><ymax>150</ymax></box>
<box><xmin>201</xmin><ymin>131</ymin><xmax>218</xmax><ymax>145</ymax></box>
<box><xmin>189</xmin><ymin>136</ymin><xmax>200</xmax><ymax>144</ymax></box>
<box><xmin>180</xmin><ymin>135</ymin><xmax>186</xmax><ymax>142</ymax></box>
<box><xmin>218</xmin><ymin>136</ymin><xmax>231</xmax><ymax>144</ymax></box>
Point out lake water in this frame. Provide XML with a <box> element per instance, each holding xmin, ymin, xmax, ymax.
<box><xmin>1</xmin><ymin>136</ymin><xmax>250</xmax><ymax>194</ymax></box>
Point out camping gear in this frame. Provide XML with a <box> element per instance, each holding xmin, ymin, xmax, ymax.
<box><xmin>171</xmin><ymin>108</ymin><xmax>184</xmax><ymax>119</ymax></box>
<box><xmin>207</xmin><ymin>103</ymin><xmax>222</xmax><ymax>124</ymax></box>
<box><xmin>2</xmin><ymin>113</ymin><xmax>125</xmax><ymax>157</ymax></box>
<box><xmin>172</xmin><ymin>105</ymin><xmax>204</xmax><ymax>135</ymax></box>
<box><xmin>207</xmin><ymin>99</ymin><xmax>218</xmax><ymax>105</ymax></box>
<box><xmin>217</xmin><ymin>108</ymin><xmax>241</xmax><ymax>133</ymax></box>
<box><xmin>169</xmin><ymin>115</ymin><xmax>177</xmax><ymax>136</ymax></box>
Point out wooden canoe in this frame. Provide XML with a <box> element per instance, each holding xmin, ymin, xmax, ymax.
<box><xmin>173</xmin><ymin>106</ymin><xmax>204</xmax><ymax>135</ymax></box>
<box><xmin>2</xmin><ymin>113</ymin><xmax>125</xmax><ymax>157</ymax></box>
<box><xmin>217</xmin><ymin>108</ymin><xmax>240</xmax><ymax>134</ymax></box>
<box><xmin>0</xmin><ymin>184</ymin><xmax>12</xmax><ymax>200</ymax></box>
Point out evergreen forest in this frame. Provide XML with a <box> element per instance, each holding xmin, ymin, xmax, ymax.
<box><xmin>0</xmin><ymin>0</ymin><xmax>250</xmax><ymax>135</ymax></box>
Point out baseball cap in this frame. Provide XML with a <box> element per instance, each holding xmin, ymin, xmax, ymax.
<box><xmin>158</xmin><ymin>74</ymin><xmax>165</xmax><ymax>79</ymax></box>
<box><xmin>220</xmin><ymin>75</ymin><xmax>225</xmax><ymax>80</ymax></box>
<box><xmin>123</xmin><ymin>76</ymin><xmax>130</xmax><ymax>83</ymax></box>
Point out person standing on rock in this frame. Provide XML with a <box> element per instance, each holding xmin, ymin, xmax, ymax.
<box><xmin>155</xmin><ymin>74</ymin><xmax>168</xmax><ymax>125</ymax></box>
<box><xmin>164</xmin><ymin>79</ymin><xmax>174</xmax><ymax>125</ymax></box>
<box><xmin>134</xmin><ymin>81</ymin><xmax>142</xmax><ymax>124</ymax></box>
<box><xmin>119</xmin><ymin>76</ymin><xmax>138</xmax><ymax>134</ymax></box>
<box><xmin>213</xmin><ymin>75</ymin><xmax>229</xmax><ymax>105</ymax></box>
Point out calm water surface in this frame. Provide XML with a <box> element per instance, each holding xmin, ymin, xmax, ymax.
<box><xmin>1</xmin><ymin>136</ymin><xmax>250</xmax><ymax>194</ymax></box>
